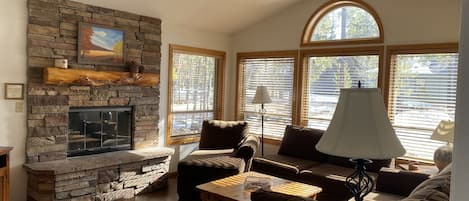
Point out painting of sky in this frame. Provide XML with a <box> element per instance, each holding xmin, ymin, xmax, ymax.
<box><xmin>91</xmin><ymin>27</ymin><xmax>123</xmax><ymax>51</ymax></box>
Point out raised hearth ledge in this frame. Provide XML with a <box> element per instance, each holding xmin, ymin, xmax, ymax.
<box><xmin>24</xmin><ymin>147</ymin><xmax>174</xmax><ymax>175</ymax></box>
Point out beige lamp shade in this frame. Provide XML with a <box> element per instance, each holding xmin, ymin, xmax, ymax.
<box><xmin>316</xmin><ymin>88</ymin><xmax>406</xmax><ymax>159</ymax></box>
<box><xmin>431</xmin><ymin>120</ymin><xmax>454</xmax><ymax>143</ymax></box>
<box><xmin>252</xmin><ymin>86</ymin><xmax>272</xmax><ymax>104</ymax></box>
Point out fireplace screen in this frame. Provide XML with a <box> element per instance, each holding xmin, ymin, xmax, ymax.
<box><xmin>68</xmin><ymin>107</ymin><xmax>132</xmax><ymax>157</ymax></box>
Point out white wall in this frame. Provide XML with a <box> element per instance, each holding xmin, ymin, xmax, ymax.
<box><xmin>452</xmin><ymin>0</ymin><xmax>469</xmax><ymax>199</ymax></box>
<box><xmin>158</xmin><ymin>22</ymin><xmax>231</xmax><ymax>172</ymax></box>
<box><xmin>231</xmin><ymin>0</ymin><xmax>460</xmax><ymax>52</ymax></box>
<box><xmin>0</xmin><ymin>0</ymin><xmax>28</xmax><ymax>200</ymax></box>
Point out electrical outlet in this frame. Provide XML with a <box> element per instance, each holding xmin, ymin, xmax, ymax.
<box><xmin>15</xmin><ymin>101</ymin><xmax>24</xmax><ymax>113</ymax></box>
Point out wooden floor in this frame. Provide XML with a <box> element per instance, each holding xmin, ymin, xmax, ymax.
<box><xmin>135</xmin><ymin>176</ymin><xmax>179</xmax><ymax>201</ymax></box>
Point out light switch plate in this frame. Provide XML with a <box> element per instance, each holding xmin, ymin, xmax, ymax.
<box><xmin>15</xmin><ymin>101</ymin><xmax>24</xmax><ymax>113</ymax></box>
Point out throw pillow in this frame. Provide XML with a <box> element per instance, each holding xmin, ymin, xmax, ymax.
<box><xmin>199</xmin><ymin>120</ymin><xmax>248</xmax><ymax>150</ymax></box>
<box><xmin>278</xmin><ymin>125</ymin><xmax>328</xmax><ymax>161</ymax></box>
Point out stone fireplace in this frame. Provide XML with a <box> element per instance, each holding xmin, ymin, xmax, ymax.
<box><xmin>26</xmin><ymin>0</ymin><xmax>163</xmax><ymax>163</ymax></box>
<box><xmin>24</xmin><ymin>0</ymin><xmax>173</xmax><ymax>200</ymax></box>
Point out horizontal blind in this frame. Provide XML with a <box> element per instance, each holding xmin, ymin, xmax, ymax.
<box><xmin>170</xmin><ymin>53</ymin><xmax>217</xmax><ymax>137</ymax></box>
<box><xmin>388</xmin><ymin>53</ymin><xmax>459</xmax><ymax>160</ymax></box>
<box><xmin>239</xmin><ymin>57</ymin><xmax>295</xmax><ymax>138</ymax></box>
<box><xmin>303</xmin><ymin>55</ymin><xmax>379</xmax><ymax>130</ymax></box>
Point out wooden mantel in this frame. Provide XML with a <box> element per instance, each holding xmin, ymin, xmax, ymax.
<box><xmin>43</xmin><ymin>67</ymin><xmax>159</xmax><ymax>87</ymax></box>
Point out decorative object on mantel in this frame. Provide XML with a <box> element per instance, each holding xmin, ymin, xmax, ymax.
<box><xmin>431</xmin><ymin>120</ymin><xmax>454</xmax><ymax>171</ymax></box>
<box><xmin>0</xmin><ymin>146</ymin><xmax>12</xmax><ymax>201</ymax></box>
<box><xmin>316</xmin><ymin>88</ymin><xmax>405</xmax><ymax>201</ymax></box>
<box><xmin>54</xmin><ymin>59</ymin><xmax>68</xmax><ymax>68</ymax></box>
<box><xmin>78</xmin><ymin>23</ymin><xmax>125</xmax><ymax>66</ymax></box>
<box><xmin>126</xmin><ymin>60</ymin><xmax>146</xmax><ymax>78</ymax></box>
<box><xmin>43</xmin><ymin>67</ymin><xmax>159</xmax><ymax>87</ymax></box>
<box><xmin>4</xmin><ymin>83</ymin><xmax>24</xmax><ymax>100</ymax></box>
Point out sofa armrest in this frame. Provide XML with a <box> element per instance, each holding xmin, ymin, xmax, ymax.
<box><xmin>235</xmin><ymin>135</ymin><xmax>259</xmax><ymax>161</ymax></box>
<box><xmin>375</xmin><ymin>168</ymin><xmax>430</xmax><ymax>197</ymax></box>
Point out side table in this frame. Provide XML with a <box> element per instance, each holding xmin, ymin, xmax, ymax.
<box><xmin>0</xmin><ymin>147</ymin><xmax>12</xmax><ymax>201</ymax></box>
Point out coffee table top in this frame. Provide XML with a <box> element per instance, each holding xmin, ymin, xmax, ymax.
<box><xmin>196</xmin><ymin>171</ymin><xmax>322</xmax><ymax>201</ymax></box>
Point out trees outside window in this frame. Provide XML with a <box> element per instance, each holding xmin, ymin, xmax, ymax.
<box><xmin>236</xmin><ymin>52</ymin><xmax>297</xmax><ymax>138</ymax></box>
<box><xmin>167</xmin><ymin>45</ymin><xmax>225</xmax><ymax>145</ymax></box>
<box><xmin>385</xmin><ymin>45</ymin><xmax>459</xmax><ymax>160</ymax></box>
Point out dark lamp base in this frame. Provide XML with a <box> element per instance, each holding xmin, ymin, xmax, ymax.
<box><xmin>346</xmin><ymin>159</ymin><xmax>374</xmax><ymax>201</ymax></box>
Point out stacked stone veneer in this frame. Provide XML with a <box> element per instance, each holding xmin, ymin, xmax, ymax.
<box><xmin>25</xmin><ymin>0</ymin><xmax>168</xmax><ymax>200</ymax></box>
<box><xmin>25</xmin><ymin>150</ymin><xmax>172</xmax><ymax>201</ymax></box>
<box><xmin>26</xmin><ymin>0</ymin><xmax>161</xmax><ymax>163</ymax></box>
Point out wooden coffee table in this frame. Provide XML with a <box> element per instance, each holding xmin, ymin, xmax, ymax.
<box><xmin>196</xmin><ymin>171</ymin><xmax>322</xmax><ymax>201</ymax></box>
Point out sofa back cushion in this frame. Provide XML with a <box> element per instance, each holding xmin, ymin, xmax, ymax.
<box><xmin>278</xmin><ymin>125</ymin><xmax>328</xmax><ymax>162</ymax></box>
<box><xmin>327</xmin><ymin>156</ymin><xmax>391</xmax><ymax>173</ymax></box>
<box><xmin>199</xmin><ymin>120</ymin><xmax>248</xmax><ymax>150</ymax></box>
<box><xmin>376</xmin><ymin>168</ymin><xmax>430</xmax><ymax>196</ymax></box>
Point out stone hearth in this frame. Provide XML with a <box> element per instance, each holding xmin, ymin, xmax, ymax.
<box><xmin>24</xmin><ymin>148</ymin><xmax>174</xmax><ymax>201</ymax></box>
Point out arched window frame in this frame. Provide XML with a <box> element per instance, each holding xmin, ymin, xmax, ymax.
<box><xmin>301</xmin><ymin>0</ymin><xmax>384</xmax><ymax>47</ymax></box>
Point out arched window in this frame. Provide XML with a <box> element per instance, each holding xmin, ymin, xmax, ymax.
<box><xmin>301</xmin><ymin>0</ymin><xmax>383</xmax><ymax>46</ymax></box>
<box><xmin>298</xmin><ymin>0</ymin><xmax>384</xmax><ymax>130</ymax></box>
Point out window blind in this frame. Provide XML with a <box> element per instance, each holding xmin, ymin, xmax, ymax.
<box><xmin>170</xmin><ymin>53</ymin><xmax>217</xmax><ymax>137</ymax></box>
<box><xmin>302</xmin><ymin>55</ymin><xmax>379</xmax><ymax>130</ymax></box>
<box><xmin>388</xmin><ymin>53</ymin><xmax>459</xmax><ymax>160</ymax></box>
<box><xmin>239</xmin><ymin>57</ymin><xmax>295</xmax><ymax>138</ymax></box>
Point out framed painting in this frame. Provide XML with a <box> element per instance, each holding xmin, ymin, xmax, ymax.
<box><xmin>78</xmin><ymin>23</ymin><xmax>125</xmax><ymax>66</ymax></box>
<box><xmin>4</xmin><ymin>83</ymin><xmax>24</xmax><ymax>100</ymax></box>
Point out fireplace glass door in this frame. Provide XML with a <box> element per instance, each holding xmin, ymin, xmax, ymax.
<box><xmin>68</xmin><ymin>107</ymin><xmax>132</xmax><ymax>157</ymax></box>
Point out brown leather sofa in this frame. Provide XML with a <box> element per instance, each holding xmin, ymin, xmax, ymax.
<box><xmin>251</xmin><ymin>125</ymin><xmax>417</xmax><ymax>201</ymax></box>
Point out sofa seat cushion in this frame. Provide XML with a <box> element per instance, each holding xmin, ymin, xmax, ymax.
<box><xmin>348</xmin><ymin>192</ymin><xmax>405</xmax><ymax>201</ymax></box>
<box><xmin>301</xmin><ymin>163</ymin><xmax>373</xmax><ymax>181</ymax></box>
<box><xmin>327</xmin><ymin>156</ymin><xmax>391</xmax><ymax>173</ymax></box>
<box><xmin>199</xmin><ymin>120</ymin><xmax>248</xmax><ymax>150</ymax></box>
<box><xmin>252</xmin><ymin>155</ymin><xmax>321</xmax><ymax>179</ymax></box>
<box><xmin>278</xmin><ymin>125</ymin><xmax>328</xmax><ymax>162</ymax></box>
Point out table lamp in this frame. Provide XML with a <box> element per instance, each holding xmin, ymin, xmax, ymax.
<box><xmin>431</xmin><ymin>120</ymin><xmax>454</xmax><ymax>171</ymax></box>
<box><xmin>252</xmin><ymin>86</ymin><xmax>272</xmax><ymax>156</ymax></box>
<box><xmin>316</xmin><ymin>88</ymin><xmax>405</xmax><ymax>201</ymax></box>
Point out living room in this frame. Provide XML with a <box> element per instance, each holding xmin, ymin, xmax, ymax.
<box><xmin>0</xmin><ymin>0</ymin><xmax>468</xmax><ymax>200</ymax></box>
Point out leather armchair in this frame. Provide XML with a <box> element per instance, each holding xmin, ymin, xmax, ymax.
<box><xmin>177</xmin><ymin>120</ymin><xmax>259</xmax><ymax>201</ymax></box>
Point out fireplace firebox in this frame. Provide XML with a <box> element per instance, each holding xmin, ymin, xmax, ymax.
<box><xmin>68</xmin><ymin>107</ymin><xmax>133</xmax><ymax>157</ymax></box>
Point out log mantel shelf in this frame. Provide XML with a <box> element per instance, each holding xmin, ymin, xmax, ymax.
<box><xmin>43</xmin><ymin>67</ymin><xmax>159</xmax><ymax>87</ymax></box>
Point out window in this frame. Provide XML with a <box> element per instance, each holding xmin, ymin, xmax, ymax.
<box><xmin>300</xmin><ymin>47</ymin><xmax>383</xmax><ymax>129</ymax></box>
<box><xmin>302</xmin><ymin>0</ymin><xmax>383</xmax><ymax>46</ymax></box>
<box><xmin>167</xmin><ymin>45</ymin><xmax>225</xmax><ymax>145</ymax></box>
<box><xmin>237</xmin><ymin>51</ymin><xmax>297</xmax><ymax>138</ymax></box>
<box><xmin>386</xmin><ymin>44</ymin><xmax>459</xmax><ymax>160</ymax></box>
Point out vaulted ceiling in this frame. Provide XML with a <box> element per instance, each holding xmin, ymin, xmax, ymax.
<box><xmin>75</xmin><ymin>0</ymin><xmax>305</xmax><ymax>34</ymax></box>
